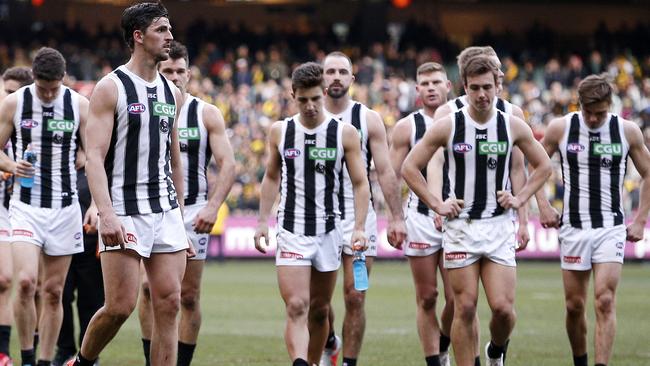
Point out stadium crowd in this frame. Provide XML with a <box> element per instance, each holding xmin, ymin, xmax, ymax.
<box><xmin>1</xmin><ymin>19</ymin><xmax>650</xmax><ymax>215</ymax></box>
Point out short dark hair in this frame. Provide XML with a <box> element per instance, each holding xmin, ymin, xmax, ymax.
<box><xmin>457</xmin><ymin>46</ymin><xmax>497</xmax><ymax>74</ymax></box>
<box><xmin>291</xmin><ymin>62</ymin><xmax>323</xmax><ymax>93</ymax></box>
<box><xmin>324</xmin><ymin>51</ymin><xmax>353</xmax><ymax>69</ymax></box>
<box><xmin>578</xmin><ymin>74</ymin><xmax>613</xmax><ymax>106</ymax></box>
<box><xmin>32</xmin><ymin>47</ymin><xmax>65</xmax><ymax>81</ymax></box>
<box><xmin>121</xmin><ymin>1</ymin><xmax>169</xmax><ymax>51</ymax></box>
<box><xmin>461</xmin><ymin>56</ymin><xmax>499</xmax><ymax>86</ymax></box>
<box><xmin>168</xmin><ymin>40</ymin><xmax>189</xmax><ymax>65</ymax></box>
<box><xmin>2</xmin><ymin>66</ymin><xmax>33</xmax><ymax>86</ymax></box>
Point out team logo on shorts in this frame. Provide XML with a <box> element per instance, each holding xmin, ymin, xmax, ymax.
<box><xmin>445</xmin><ymin>252</ymin><xmax>467</xmax><ymax>261</ymax></box>
<box><xmin>199</xmin><ymin>237</ymin><xmax>207</xmax><ymax>246</ymax></box>
<box><xmin>563</xmin><ymin>256</ymin><xmax>582</xmax><ymax>264</ymax></box>
<box><xmin>126</xmin><ymin>233</ymin><xmax>138</xmax><ymax>244</ymax></box>
<box><xmin>284</xmin><ymin>148</ymin><xmax>301</xmax><ymax>159</ymax></box>
<box><xmin>566</xmin><ymin>143</ymin><xmax>585</xmax><ymax>153</ymax></box>
<box><xmin>74</xmin><ymin>232</ymin><xmax>82</xmax><ymax>240</ymax></box>
<box><xmin>453</xmin><ymin>143</ymin><xmax>472</xmax><ymax>153</ymax></box>
<box><xmin>615</xmin><ymin>241</ymin><xmax>624</xmax><ymax>249</ymax></box>
<box><xmin>127</xmin><ymin>103</ymin><xmax>146</xmax><ymax>114</ymax></box>
<box><xmin>20</xmin><ymin>119</ymin><xmax>39</xmax><ymax>129</ymax></box>
<box><xmin>369</xmin><ymin>235</ymin><xmax>376</xmax><ymax>243</ymax></box>
<box><xmin>409</xmin><ymin>242</ymin><xmax>431</xmax><ymax>250</ymax></box>
<box><xmin>279</xmin><ymin>251</ymin><xmax>304</xmax><ymax>259</ymax></box>
<box><xmin>159</xmin><ymin>120</ymin><xmax>170</xmax><ymax>133</ymax></box>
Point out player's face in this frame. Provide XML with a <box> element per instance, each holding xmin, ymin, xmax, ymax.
<box><xmin>159</xmin><ymin>57</ymin><xmax>189</xmax><ymax>92</ymax></box>
<box><xmin>581</xmin><ymin>100</ymin><xmax>611</xmax><ymax>129</ymax></box>
<box><xmin>293</xmin><ymin>86</ymin><xmax>325</xmax><ymax>121</ymax></box>
<box><xmin>416</xmin><ymin>71</ymin><xmax>449</xmax><ymax>109</ymax></box>
<box><xmin>139</xmin><ymin>17</ymin><xmax>173</xmax><ymax>63</ymax></box>
<box><xmin>3</xmin><ymin>79</ymin><xmax>22</xmax><ymax>95</ymax></box>
<box><xmin>489</xmin><ymin>55</ymin><xmax>505</xmax><ymax>94</ymax></box>
<box><xmin>323</xmin><ymin>56</ymin><xmax>354</xmax><ymax>99</ymax></box>
<box><xmin>35</xmin><ymin>78</ymin><xmax>62</xmax><ymax>104</ymax></box>
<box><xmin>464</xmin><ymin>72</ymin><xmax>496</xmax><ymax>113</ymax></box>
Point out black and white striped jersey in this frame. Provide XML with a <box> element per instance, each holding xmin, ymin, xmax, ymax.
<box><xmin>1</xmin><ymin>142</ymin><xmax>13</xmax><ymax>208</ymax></box>
<box><xmin>105</xmin><ymin>65</ymin><xmax>179</xmax><ymax>215</ymax></box>
<box><xmin>326</xmin><ymin>101</ymin><xmax>373</xmax><ymax>220</ymax></box>
<box><xmin>277</xmin><ymin>116</ymin><xmax>344</xmax><ymax>236</ymax></box>
<box><xmin>177</xmin><ymin>95</ymin><xmax>211</xmax><ymax>206</ymax></box>
<box><xmin>11</xmin><ymin>84</ymin><xmax>81</xmax><ymax>208</ymax></box>
<box><xmin>445</xmin><ymin>107</ymin><xmax>513</xmax><ymax>219</ymax></box>
<box><xmin>446</xmin><ymin>95</ymin><xmax>513</xmax><ymax>114</ymax></box>
<box><xmin>558</xmin><ymin>112</ymin><xmax>628</xmax><ymax>229</ymax></box>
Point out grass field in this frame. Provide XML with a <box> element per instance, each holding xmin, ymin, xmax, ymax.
<box><xmin>10</xmin><ymin>261</ymin><xmax>650</xmax><ymax>365</ymax></box>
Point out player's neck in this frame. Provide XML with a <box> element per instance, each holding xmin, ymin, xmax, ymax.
<box><xmin>468</xmin><ymin>106</ymin><xmax>495</xmax><ymax>124</ymax></box>
<box><xmin>325</xmin><ymin>95</ymin><xmax>350</xmax><ymax>115</ymax></box>
<box><xmin>422</xmin><ymin>105</ymin><xmax>437</xmax><ymax>119</ymax></box>
<box><xmin>125</xmin><ymin>52</ymin><xmax>159</xmax><ymax>83</ymax></box>
<box><xmin>298</xmin><ymin>113</ymin><xmax>326</xmax><ymax>130</ymax></box>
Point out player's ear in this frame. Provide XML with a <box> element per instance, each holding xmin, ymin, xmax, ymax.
<box><xmin>133</xmin><ymin>30</ymin><xmax>144</xmax><ymax>45</ymax></box>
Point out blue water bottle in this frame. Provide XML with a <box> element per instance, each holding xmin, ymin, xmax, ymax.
<box><xmin>353</xmin><ymin>250</ymin><xmax>369</xmax><ymax>291</ymax></box>
<box><xmin>20</xmin><ymin>145</ymin><xmax>37</xmax><ymax>188</ymax></box>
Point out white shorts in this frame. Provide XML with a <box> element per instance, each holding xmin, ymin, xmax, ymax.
<box><xmin>0</xmin><ymin>205</ymin><xmax>10</xmax><ymax>240</ymax></box>
<box><xmin>9</xmin><ymin>200</ymin><xmax>84</xmax><ymax>256</ymax></box>
<box><xmin>99</xmin><ymin>207</ymin><xmax>188</xmax><ymax>258</ymax></box>
<box><xmin>341</xmin><ymin>209</ymin><xmax>377</xmax><ymax>256</ymax></box>
<box><xmin>184</xmin><ymin>203</ymin><xmax>210</xmax><ymax>261</ymax></box>
<box><xmin>275</xmin><ymin>226</ymin><xmax>342</xmax><ymax>272</ymax></box>
<box><xmin>404</xmin><ymin>211</ymin><xmax>443</xmax><ymax>257</ymax></box>
<box><xmin>559</xmin><ymin>224</ymin><xmax>626</xmax><ymax>270</ymax></box>
<box><xmin>443</xmin><ymin>215</ymin><xmax>516</xmax><ymax>269</ymax></box>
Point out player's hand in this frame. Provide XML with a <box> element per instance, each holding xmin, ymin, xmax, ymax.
<box><xmin>351</xmin><ymin>229</ymin><xmax>368</xmax><ymax>252</ymax></box>
<box><xmin>497</xmin><ymin>190</ymin><xmax>522</xmax><ymax>209</ymax></box>
<box><xmin>387</xmin><ymin>218</ymin><xmax>406</xmax><ymax>250</ymax></box>
<box><xmin>626</xmin><ymin>221</ymin><xmax>645</xmax><ymax>242</ymax></box>
<box><xmin>186</xmin><ymin>239</ymin><xmax>197</xmax><ymax>258</ymax></box>
<box><xmin>98</xmin><ymin>211</ymin><xmax>127</xmax><ymax>248</ymax></box>
<box><xmin>193</xmin><ymin>204</ymin><xmax>218</xmax><ymax>234</ymax></box>
<box><xmin>516</xmin><ymin>221</ymin><xmax>530</xmax><ymax>251</ymax></box>
<box><xmin>254</xmin><ymin>221</ymin><xmax>269</xmax><ymax>253</ymax></box>
<box><xmin>83</xmin><ymin>204</ymin><xmax>99</xmax><ymax>235</ymax></box>
<box><xmin>433</xmin><ymin>215</ymin><xmax>443</xmax><ymax>231</ymax></box>
<box><xmin>435</xmin><ymin>198</ymin><xmax>464</xmax><ymax>219</ymax></box>
<box><xmin>13</xmin><ymin>159</ymin><xmax>34</xmax><ymax>179</ymax></box>
<box><xmin>0</xmin><ymin>171</ymin><xmax>10</xmax><ymax>182</ymax></box>
<box><xmin>539</xmin><ymin>205</ymin><xmax>561</xmax><ymax>229</ymax></box>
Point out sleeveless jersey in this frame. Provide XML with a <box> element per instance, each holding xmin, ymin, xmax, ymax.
<box><xmin>558</xmin><ymin>112</ymin><xmax>628</xmax><ymax>229</ymax></box>
<box><xmin>277</xmin><ymin>116</ymin><xmax>344</xmax><ymax>236</ymax></box>
<box><xmin>446</xmin><ymin>95</ymin><xmax>512</xmax><ymax>114</ymax></box>
<box><xmin>445</xmin><ymin>107</ymin><xmax>513</xmax><ymax>219</ymax></box>
<box><xmin>105</xmin><ymin>65</ymin><xmax>179</xmax><ymax>215</ymax></box>
<box><xmin>12</xmin><ymin>84</ymin><xmax>81</xmax><ymax>208</ymax></box>
<box><xmin>177</xmin><ymin>95</ymin><xmax>212</xmax><ymax>206</ymax></box>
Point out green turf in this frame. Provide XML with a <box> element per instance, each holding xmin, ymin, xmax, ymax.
<box><xmin>10</xmin><ymin>261</ymin><xmax>650</xmax><ymax>365</ymax></box>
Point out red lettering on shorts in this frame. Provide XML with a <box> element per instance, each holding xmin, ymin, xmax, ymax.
<box><xmin>126</xmin><ymin>233</ymin><xmax>138</xmax><ymax>244</ymax></box>
<box><xmin>445</xmin><ymin>252</ymin><xmax>467</xmax><ymax>261</ymax></box>
<box><xmin>280</xmin><ymin>251</ymin><xmax>304</xmax><ymax>259</ymax></box>
<box><xmin>563</xmin><ymin>256</ymin><xmax>582</xmax><ymax>264</ymax></box>
<box><xmin>409</xmin><ymin>242</ymin><xmax>431</xmax><ymax>250</ymax></box>
<box><xmin>12</xmin><ymin>229</ymin><xmax>33</xmax><ymax>237</ymax></box>
<box><xmin>0</xmin><ymin>229</ymin><xmax>10</xmax><ymax>236</ymax></box>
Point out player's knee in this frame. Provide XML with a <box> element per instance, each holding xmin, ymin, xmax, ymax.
<box><xmin>16</xmin><ymin>275</ymin><xmax>37</xmax><ymax>298</ymax></box>
<box><xmin>455</xmin><ymin>300</ymin><xmax>477</xmax><ymax>321</ymax></box>
<box><xmin>595</xmin><ymin>292</ymin><xmax>615</xmax><ymax>315</ymax></box>
<box><xmin>0</xmin><ymin>274</ymin><xmax>10</xmax><ymax>293</ymax></box>
<box><xmin>344</xmin><ymin>289</ymin><xmax>365</xmax><ymax>311</ymax></box>
<box><xmin>285</xmin><ymin>297</ymin><xmax>309</xmax><ymax>320</ymax></box>
<box><xmin>42</xmin><ymin>283</ymin><xmax>64</xmax><ymax>306</ymax></box>
<box><xmin>491</xmin><ymin>302</ymin><xmax>515</xmax><ymax>322</ymax></box>
<box><xmin>417</xmin><ymin>289</ymin><xmax>439</xmax><ymax>311</ymax></box>
<box><xmin>180</xmin><ymin>289</ymin><xmax>200</xmax><ymax>312</ymax></box>
<box><xmin>154</xmin><ymin>291</ymin><xmax>181</xmax><ymax>317</ymax></box>
<box><xmin>105</xmin><ymin>303</ymin><xmax>135</xmax><ymax>325</ymax></box>
<box><xmin>565</xmin><ymin>297</ymin><xmax>586</xmax><ymax>317</ymax></box>
<box><xmin>308</xmin><ymin>301</ymin><xmax>329</xmax><ymax>324</ymax></box>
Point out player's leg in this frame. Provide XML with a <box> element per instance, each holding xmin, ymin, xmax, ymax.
<box><xmin>137</xmin><ymin>262</ymin><xmax>152</xmax><ymax>366</ymax></box>
<box><xmin>307</xmin><ymin>269</ymin><xmax>338</xmax><ymax>365</ymax></box>
<box><xmin>278</xmin><ymin>265</ymin><xmax>311</xmax><ymax>362</ymax></box>
<box><xmin>143</xmin><ymin>251</ymin><xmax>186</xmax><ymax>366</ymax></box>
<box><xmin>340</xmin><ymin>254</ymin><xmax>373</xmax><ymax>365</ymax></box>
<box><xmin>408</xmin><ymin>253</ymin><xmax>441</xmax><ymax>359</ymax></box>
<box><xmin>592</xmin><ymin>262</ymin><xmax>622</xmax><ymax>365</ymax></box>
<box><xmin>562</xmin><ymin>269</ymin><xmax>590</xmax><ymax>365</ymax></box>
<box><xmin>54</xmin><ymin>262</ymin><xmax>78</xmax><ymax>365</ymax></box>
<box><xmin>481</xmin><ymin>259</ymin><xmax>517</xmax><ymax>362</ymax></box>
<box><xmin>74</xmin><ymin>253</ymin><xmax>104</xmax><ymax>350</ymax></box>
<box><xmin>77</xmin><ymin>250</ymin><xmax>142</xmax><ymax>362</ymax></box>
<box><xmin>178</xmin><ymin>259</ymin><xmax>205</xmax><ymax>366</ymax></box>
<box><xmin>447</xmin><ymin>263</ymin><xmax>480</xmax><ymax>366</ymax></box>
<box><xmin>12</xmin><ymin>242</ymin><xmax>41</xmax><ymax>364</ymax></box>
<box><xmin>37</xmin><ymin>254</ymin><xmax>73</xmax><ymax>361</ymax></box>
<box><xmin>438</xmin><ymin>259</ymin><xmax>453</xmax><ymax>354</ymax></box>
<box><xmin>0</xmin><ymin>240</ymin><xmax>13</xmax><ymax>359</ymax></box>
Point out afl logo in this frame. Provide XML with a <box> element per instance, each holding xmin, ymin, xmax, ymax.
<box><xmin>20</xmin><ymin>119</ymin><xmax>39</xmax><ymax>129</ymax></box>
<box><xmin>453</xmin><ymin>143</ymin><xmax>472</xmax><ymax>153</ymax></box>
<box><xmin>127</xmin><ymin>103</ymin><xmax>146</xmax><ymax>114</ymax></box>
<box><xmin>284</xmin><ymin>148</ymin><xmax>301</xmax><ymax>159</ymax></box>
<box><xmin>567</xmin><ymin>143</ymin><xmax>585</xmax><ymax>153</ymax></box>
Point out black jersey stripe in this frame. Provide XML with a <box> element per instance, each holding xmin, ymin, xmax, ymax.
<box><xmin>184</xmin><ymin>99</ymin><xmax>200</xmax><ymax>206</ymax></box>
<box><xmin>496</xmin><ymin>98</ymin><xmax>506</xmax><ymax>112</ymax></box>
<box><xmin>19</xmin><ymin>88</ymin><xmax>33</xmax><ymax>204</ymax></box>
<box><xmin>282</xmin><ymin>119</ymin><xmax>296</xmax><ymax>232</ymax></box>
<box><xmin>160</xmin><ymin>76</ymin><xmax>178</xmax><ymax>210</ymax></box>
<box><xmin>609</xmin><ymin>116</ymin><xmax>624</xmax><ymax>225</ymax></box>
<box><xmin>413</xmin><ymin>112</ymin><xmax>430</xmax><ymax>215</ymax></box>
<box><xmin>303</xmin><ymin>132</ymin><xmax>317</xmax><ymax>236</ymax></box>
<box><xmin>146</xmin><ymin>86</ymin><xmax>163</xmax><ymax>213</ymax></box>
<box><xmin>492</xmin><ymin>112</ymin><xmax>508</xmax><ymax>216</ymax></box>
<box><xmin>338</xmin><ymin>156</ymin><xmax>346</xmax><ymax>220</ymax></box>
<box><xmin>588</xmin><ymin>130</ymin><xmax>604</xmax><ymax>228</ymax></box>
<box><xmin>324</xmin><ymin>119</ymin><xmax>338</xmax><ymax>233</ymax></box>
<box><xmin>468</xmin><ymin>127</ymin><xmax>488</xmax><ymax>219</ymax></box>
<box><xmin>60</xmin><ymin>89</ymin><xmax>74</xmax><ymax>207</ymax></box>
<box><xmin>452</xmin><ymin>111</ymin><xmax>466</xmax><ymax>200</ymax></box>
<box><xmin>454</xmin><ymin>98</ymin><xmax>464</xmax><ymax>110</ymax></box>
<box><xmin>567</xmin><ymin>114</ymin><xmax>582</xmax><ymax>228</ymax></box>
<box><xmin>104</xmin><ymin>112</ymin><xmax>118</xmax><ymax>201</ymax></box>
<box><xmin>38</xmin><ymin>106</ymin><xmax>54</xmax><ymax>208</ymax></box>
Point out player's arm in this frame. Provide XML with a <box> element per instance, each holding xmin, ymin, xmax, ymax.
<box><xmin>193</xmin><ymin>104</ymin><xmax>236</xmax><ymax>233</ymax></box>
<box><xmin>432</xmin><ymin>102</ymin><xmax>452</xmax><ymax>121</ymax></box>
<box><xmin>388</xmin><ymin>116</ymin><xmax>411</xmax><ymax>182</ymax></box>
<box><xmin>85</xmin><ymin>77</ymin><xmax>127</xmax><ymax>246</ymax></box>
<box><xmin>171</xmin><ymin>87</ymin><xmax>185</xmax><ymax>212</ymax></box>
<box><xmin>254</xmin><ymin>121</ymin><xmax>283</xmax><ymax>253</ymax></box>
<box><xmin>343</xmin><ymin>123</ymin><xmax>370</xmax><ymax>250</ymax></box>
<box><xmin>366</xmin><ymin>110</ymin><xmax>406</xmax><ymax>247</ymax></box>
<box><xmin>0</xmin><ymin>94</ymin><xmax>19</xmax><ymax>175</ymax></box>
<box><xmin>497</xmin><ymin>116</ymin><xmax>552</xmax><ymax>209</ymax></box>
<box><xmin>76</xmin><ymin>95</ymin><xmax>98</xmax><ymax>230</ymax></box>
<box><xmin>509</xmin><ymin>106</ymin><xmax>531</xmax><ymax>244</ymax></box>
<box><xmin>622</xmin><ymin>119</ymin><xmax>650</xmax><ymax>242</ymax></box>
<box><xmin>534</xmin><ymin>117</ymin><xmax>565</xmax><ymax>228</ymax></box>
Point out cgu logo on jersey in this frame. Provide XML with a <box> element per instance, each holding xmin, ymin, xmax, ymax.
<box><xmin>453</xmin><ymin>143</ymin><xmax>472</xmax><ymax>153</ymax></box>
<box><xmin>153</xmin><ymin>102</ymin><xmax>176</xmax><ymax>118</ymax></box>
<box><xmin>566</xmin><ymin>143</ymin><xmax>585</xmax><ymax>153</ymax></box>
<box><xmin>20</xmin><ymin>119</ymin><xmax>39</xmax><ymax>129</ymax></box>
<box><xmin>178</xmin><ymin>127</ymin><xmax>200</xmax><ymax>140</ymax></box>
<box><xmin>284</xmin><ymin>148</ymin><xmax>301</xmax><ymax>159</ymax></box>
<box><xmin>309</xmin><ymin>147</ymin><xmax>337</xmax><ymax>161</ymax></box>
<box><xmin>478</xmin><ymin>141</ymin><xmax>508</xmax><ymax>155</ymax></box>
<box><xmin>47</xmin><ymin>119</ymin><xmax>75</xmax><ymax>132</ymax></box>
<box><xmin>128</xmin><ymin>103</ymin><xmax>146</xmax><ymax>114</ymax></box>
<box><xmin>593</xmin><ymin>143</ymin><xmax>622</xmax><ymax>156</ymax></box>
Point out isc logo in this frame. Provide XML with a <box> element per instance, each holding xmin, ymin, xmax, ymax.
<box><xmin>128</xmin><ymin>103</ymin><xmax>146</xmax><ymax>114</ymax></box>
<box><xmin>453</xmin><ymin>143</ymin><xmax>472</xmax><ymax>153</ymax></box>
<box><xmin>593</xmin><ymin>143</ymin><xmax>622</xmax><ymax>156</ymax></box>
<box><xmin>153</xmin><ymin>102</ymin><xmax>176</xmax><ymax>118</ymax></box>
<box><xmin>47</xmin><ymin>119</ymin><xmax>75</xmax><ymax>132</ymax></box>
<box><xmin>478</xmin><ymin>141</ymin><xmax>508</xmax><ymax>155</ymax></box>
<box><xmin>309</xmin><ymin>147</ymin><xmax>337</xmax><ymax>161</ymax></box>
<box><xmin>178</xmin><ymin>128</ymin><xmax>200</xmax><ymax>140</ymax></box>
<box><xmin>284</xmin><ymin>148</ymin><xmax>301</xmax><ymax>159</ymax></box>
